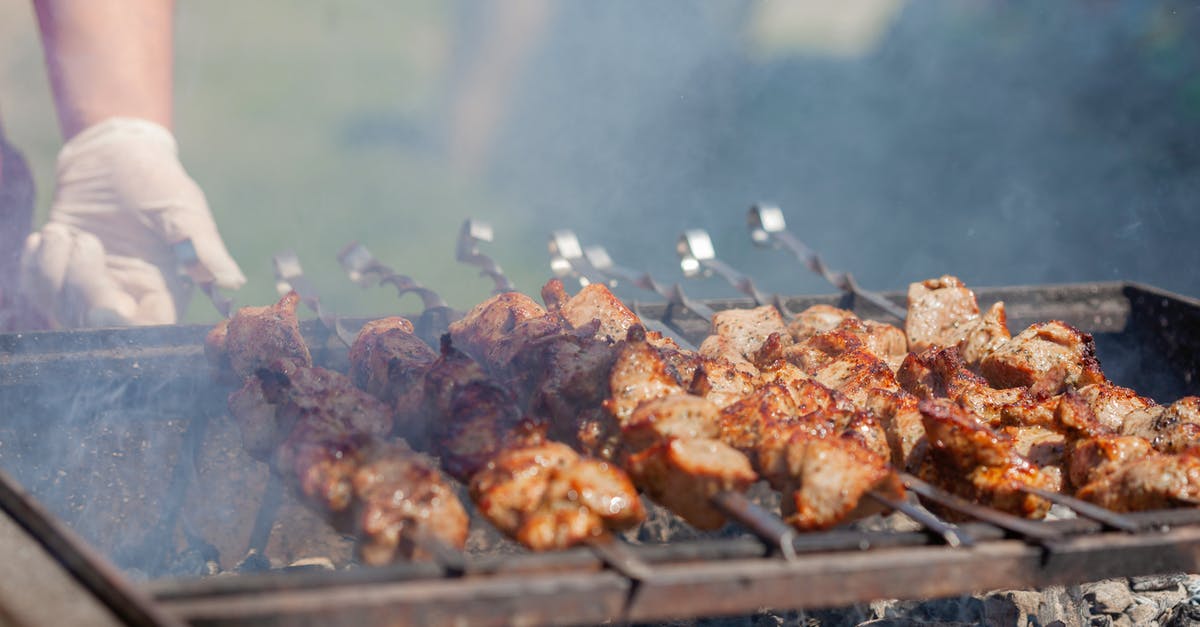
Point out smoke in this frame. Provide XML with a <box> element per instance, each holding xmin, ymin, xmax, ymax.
<box><xmin>481</xmin><ymin>0</ymin><xmax>1200</xmax><ymax>302</ymax></box>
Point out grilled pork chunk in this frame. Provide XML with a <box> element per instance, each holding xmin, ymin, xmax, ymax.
<box><xmin>208</xmin><ymin>292</ymin><xmax>312</xmax><ymax>377</ymax></box>
<box><xmin>905</xmin><ymin>276</ymin><xmax>982</xmax><ymax>353</ymax></box>
<box><xmin>980</xmin><ymin>320</ymin><xmax>1106</xmax><ymax>395</ymax></box>
<box><xmin>898</xmin><ymin>347</ymin><xmax>1025</xmax><ymax>425</ymax></box>
<box><xmin>470</xmin><ymin>442</ymin><xmax>644</xmax><ymax>550</ymax></box>
<box><xmin>1076</xmin><ymin>451</ymin><xmax>1200</xmax><ymax>512</ymax></box>
<box><xmin>1121</xmin><ymin>396</ymin><xmax>1200</xmax><ymax>454</ymax></box>
<box><xmin>227</xmin><ymin>362</ymin><xmax>468</xmax><ymax>564</ymax></box>
<box><xmin>918</xmin><ymin>399</ymin><xmax>1055</xmax><ymax>519</ymax></box>
<box><xmin>787</xmin><ymin>304</ymin><xmax>857</xmax><ymax>342</ymax></box>
<box><xmin>348</xmin><ymin>317</ymin><xmax>438</xmax><ymax>445</ymax></box>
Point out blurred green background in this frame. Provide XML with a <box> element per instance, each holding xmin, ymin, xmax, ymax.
<box><xmin>2</xmin><ymin>1</ymin><xmax>1198</xmax><ymax>326</ymax></box>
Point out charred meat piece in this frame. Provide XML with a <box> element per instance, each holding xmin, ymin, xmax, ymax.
<box><xmin>764</xmin><ymin>433</ymin><xmax>897</xmax><ymax>531</ymax></box>
<box><xmin>553</xmin><ymin>281</ymin><xmax>642</xmax><ymax>344</ymax></box>
<box><xmin>898</xmin><ymin>347</ymin><xmax>1024</xmax><ymax>425</ymax></box>
<box><xmin>957</xmin><ymin>301</ymin><xmax>1011</xmax><ymax>370</ymax></box>
<box><xmin>699</xmin><ymin>305</ymin><xmax>791</xmax><ymax>367</ymax></box>
<box><xmin>425</xmin><ymin>338</ymin><xmax>543</xmax><ymax>481</ymax></box>
<box><xmin>448</xmin><ymin>291</ymin><xmax>548</xmax><ymax>365</ymax></box>
<box><xmin>1067</xmin><ymin>435</ymin><xmax>1155</xmax><ymax>489</ymax></box>
<box><xmin>1072</xmin><ymin>382</ymin><xmax>1155</xmax><ymax>433</ymax></box>
<box><xmin>811</xmin><ymin>347</ymin><xmax>900</xmax><ymax>408</ymax></box>
<box><xmin>1121</xmin><ymin>396</ymin><xmax>1200</xmax><ymax>454</ymax></box>
<box><xmin>998</xmin><ymin>425</ymin><xmax>1066</xmax><ymax>492</ymax></box>
<box><xmin>604</xmin><ymin>326</ymin><xmax>689</xmax><ymax>426</ymax></box>
<box><xmin>211</xmin><ymin>292</ymin><xmax>312</xmax><ymax>378</ymax></box>
<box><xmin>787</xmin><ymin>304</ymin><xmax>857</xmax><ymax>343</ymax></box>
<box><xmin>782</xmin><ymin>325</ymin><xmax>867</xmax><ymax>374</ymax></box>
<box><xmin>860</xmin><ymin>389</ymin><xmax>928</xmax><ymax>472</ymax></box>
<box><xmin>688</xmin><ymin>357</ymin><xmax>757</xmax><ymax>409</ymax></box>
<box><xmin>620</xmin><ymin>391</ymin><xmax>759</xmax><ymax>528</ymax></box>
<box><xmin>348</xmin><ymin>317</ymin><xmax>438</xmax><ymax>445</ymax></box>
<box><xmin>918</xmin><ymin>399</ymin><xmax>1055</xmax><ymax>519</ymax></box>
<box><xmin>624</xmin><ymin>437</ymin><xmax>756</xmax><ymax>530</ymax></box>
<box><xmin>1077</xmin><ymin>451</ymin><xmax>1200</xmax><ymax>512</ymax></box>
<box><xmin>980</xmin><ymin>321</ymin><xmax>1106</xmax><ymax>395</ymax></box>
<box><xmin>905</xmin><ymin>276</ymin><xmax>981</xmax><ymax>353</ymax></box>
<box><xmin>353</xmin><ymin>442</ymin><xmax>470</xmax><ymax>565</ymax></box>
<box><xmin>470</xmin><ymin>442</ymin><xmax>644</xmax><ymax>550</ymax></box>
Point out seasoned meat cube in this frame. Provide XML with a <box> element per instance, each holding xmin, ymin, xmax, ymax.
<box><xmin>1067</xmin><ymin>435</ymin><xmax>1155</xmax><ymax>489</ymax></box>
<box><xmin>353</xmin><ymin>443</ymin><xmax>469</xmax><ymax>565</ymax></box>
<box><xmin>425</xmin><ymin>339</ymin><xmax>543</xmax><ymax>480</ymax></box>
<box><xmin>812</xmin><ymin>348</ymin><xmax>900</xmax><ymax>407</ymax></box>
<box><xmin>980</xmin><ymin>321</ymin><xmax>1106</xmax><ymax>395</ymax></box>
<box><xmin>718</xmin><ymin>383</ymin><xmax>799</xmax><ymax>461</ymax></box>
<box><xmin>623</xmin><ymin>394</ymin><xmax>721</xmax><ymax>453</ymax></box>
<box><xmin>604</xmin><ymin>326</ymin><xmax>686</xmax><ymax>426</ymax></box>
<box><xmin>857</xmin><ymin>319</ymin><xmax>909</xmax><ymax>371</ymax></box>
<box><xmin>218</xmin><ymin>292</ymin><xmax>312</xmax><ymax>378</ymax></box>
<box><xmin>277</xmin><ymin>431</ymin><xmax>367</xmax><ymax>513</ymax></box>
<box><xmin>698</xmin><ymin>334</ymin><xmax>759</xmax><ymax>375</ymax></box>
<box><xmin>1072</xmin><ymin>383</ymin><xmax>1155</xmax><ymax>432</ymax></box>
<box><xmin>783</xmin><ymin>326</ymin><xmax>866</xmax><ymax>374</ymax></box>
<box><xmin>957</xmin><ymin>301</ymin><xmax>1011</xmax><ymax>369</ymax></box>
<box><xmin>702</xmin><ymin>305</ymin><xmax>791</xmax><ymax>364</ymax></box>
<box><xmin>624</xmin><ymin>437</ymin><xmax>756</xmax><ymax>530</ymax></box>
<box><xmin>860</xmin><ymin>389</ymin><xmax>928</xmax><ymax>472</ymax></box>
<box><xmin>787</xmin><ymin>304</ymin><xmax>857</xmax><ymax>342</ymax></box>
<box><xmin>258</xmin><ymin>365</ymin><xmax>395</xmax><ymax>445</ymax></box>
<box><xmin>918</xmin><ymin>399</ymin><xmax>1055</xmax><ymax>519</ymax></box>
<box><xmin>448</xmin><ymin>291</ymin><xmax>547</xmax><ymax>364</ymax></box>
<box><xmin>905</xmin><ymin>276</ymin><xmax>981</xmax><ymax>353</ymax></box>
<box><xmin>779</xmin><ymin>437</ymin><xmax>896</xmax><ymax>531</ymax></box>
<box><xmin>347</xmin><ymin>317</ymin><xmax>438</xmax><ymax>444</ymax></box>
<box><xmin>470</xmin><ymin>442</ymin><xmax>645</xmax><ymax>550</ymax></box>
<box><xmin>1077</xmin><ymin>452</ymin><xmax>1200</xmax><ymax>512</ymax></box>
<box><xmin>898</xmin><ymin>347</ymin><xmax>1024</xmax><ymax>425</ymax></box>
<box><xmin>688</xmin><ymin>357</ymin><xmax>757</xmax><ymax>409</ymax></box>
<box><xmin>1121</xmin><ymin>396</ymin><xmax>1200</xmax><ymax>453</ymax></box>
<box><xmin>528</xmin><ymin>334</ymin><xmax>621</xmax><ymax>442</ymax></box>
<box><xmin>556</xmin><ymin>282</ymin><xmax>641</xmax><ymax>343</ymax></box>
<box><xmin>997</xmin><ymin>425</ymin><xmax>1066</xmax><ymax>492</ymax></box>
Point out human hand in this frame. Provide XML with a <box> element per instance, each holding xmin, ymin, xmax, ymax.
<box><xmin>20</xmin><ymin>118</ymin><xmax>245</xmax><ymax>327</ymax></box>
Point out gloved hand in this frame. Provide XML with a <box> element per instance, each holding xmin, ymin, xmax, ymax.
<box><xmin>20</xmin><ymin>118</ymin><xmax>245</xmax><ymax>327</ymax></box>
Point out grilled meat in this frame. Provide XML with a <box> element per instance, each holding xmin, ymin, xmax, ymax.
<box><xmin>1077</xmin><ymin>451</ymin><xmax>1200</xmax><ymax>512</ymax></box>
<box><xmin>469</xmin><ymin>442</ymin><xmax>644</xmax><ymax>550</ymax></box>
<box><xmin>208</xmin><ymin>292</ymin><xmax>312</xmax><ymax>377</ymax></box>
<box><xmin>918</xmin><ymin>399</ymin><xmax>1054</xmax><ymax>518</ymax></box>
<box><xmin>1121</xmin><ymin>397</ymin><xmax>1200</xmax><ymax>453</ymax></box>
<box><xmin>353</xmin><ymin>442</ymin><xmax>470</xmax><ymax>565</ymax></box>
<box><xmin>898</xmin><ymin>347</ymin><xmax>1025</xmax><ymax>425</ymax></box>
<box><xmin>699</xmin><ymin>305</ymin><xmax>791</xmax><ymax>368</ymax></box>
<box><xmin>980</xmin><ymin>320</ymin><xmax>1106</xmax><ymax>395</ymax></box>
<box><xmin>227</xmin><ymin>360</ymin><xmax>469</xmax><ymax>564</ymax></box>
<box><xmin>347</xmin><ymin>317</ymin><xmax>438</xmax><ymax>445</ymax></box>
<box><xmin>905</xmin><ymin>276</ymin><xmax>982</xmax><ymax>353</ymax></box>
<box><xmin>787</xmin><ymin>304</ymin><xmax>857</xmax><ymax>342</ymax></box>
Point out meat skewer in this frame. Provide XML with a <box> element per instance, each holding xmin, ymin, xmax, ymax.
<box><xmin>457</xmin><ymin>218</ymin><xmax>515</xmax><ymax>293</ymax></box>
<box><xmin>272</xmin><ymin>252</ymin><xmax>356</xmax><ymax>346</ymax></box>
<box><xmin>208</xmin><ymin>293</ymin><xmax>471</xmax><ymax>568</ymax></box>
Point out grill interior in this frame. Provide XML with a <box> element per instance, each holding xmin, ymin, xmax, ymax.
<box><xmin>1</xmin><ymin>280</ymin><xmax>1199</xmax><ymax>625</ymax></box>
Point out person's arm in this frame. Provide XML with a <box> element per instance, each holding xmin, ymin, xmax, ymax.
<box><xmin>21</xmin><ymin>0</ymin><xmax>244</xmax><ymax>328</ymax></box>
<box><xmin>33</xmin><ymin>0</ymin><xmax>174</xmax><ymax>140</ymax></box>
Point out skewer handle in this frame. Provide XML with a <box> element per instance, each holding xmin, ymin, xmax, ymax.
<box><xmin>866</xmin><ymin>489</ymin><xmax>974</xmax><ymax>548</ymax></box>
<box><xmin>678</xmin><ymin>229</ymin><xmax>782</xmax><ymax>314</ymax></box>
<box><xmin>174</xmin><ymin>239</ymin><xmax>234</xmax><ymax>319</ymax></box>
<box><xmin>338</xmin><ymin>242</ymin><xmax>448</xmax><ymax>310</ymax></box>
<box><xmin>748</xmin><ymin>205</ymin><xmax>907</xmax><ymax>321</ymax></box>
<box><xmin>457</xmin><ymin>219</ymin><xmax>515</xmax><ymax>294</ymax></box>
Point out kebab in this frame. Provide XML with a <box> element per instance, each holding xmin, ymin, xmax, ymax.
<box><xmin>207</xmin><ymin>293</ymin><xmax>470</xmax><ymax>565</ymax></box>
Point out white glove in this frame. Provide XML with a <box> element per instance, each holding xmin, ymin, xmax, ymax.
<box><xmin>20</xmin><ymin>118</ymin><xmax>245</xmax><ymax>327</ymax></box>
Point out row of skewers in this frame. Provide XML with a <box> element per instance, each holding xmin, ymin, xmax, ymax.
<box><xmin>199</xmin><ymin>207</ymin><xmax>1200</xmax><ymax>568</ymax></box>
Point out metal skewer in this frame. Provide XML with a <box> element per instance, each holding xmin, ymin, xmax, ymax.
<box><xmin>1013</xmin><ymin>484</ymin><xmax>1140</xmax><ymax>533</ymax></box>
<box><xmin>677</xmin><ymin>228</ymin><xmax>796</xmax><ymax>317</ymax></box>
<box><xmin>339</xmin><ymin>242</ymin><xmax>448</xmax><ymax>310</ymax></box>
<box><xmin>747</xmin><ymin>205</ymin><xmax>907</xmax><ymax>321</ymax></box>
<box><xmin>337</xmin><ymin>242</ymin><xmax>462</xmax><ymax>345</ymax></box>
<box><xmin>174</xmin><ymin>239</ymin><xmax>234</xmax><ymax>319</ymax></box>
<box><xmin>272</xmin><ymin>252</ymin><xmax>356</xmax><ymax>347</ymax></box>
<box><xmin>457</xmin><ymin>219</ymin><xmax>515</xmax><ymax>294</ymax></box>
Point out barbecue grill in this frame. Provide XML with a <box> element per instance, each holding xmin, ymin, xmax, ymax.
<box><xmin>2</xmin><ymin>226</ymin><xmax>1200</xmax><ymax>624</ymax></box>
